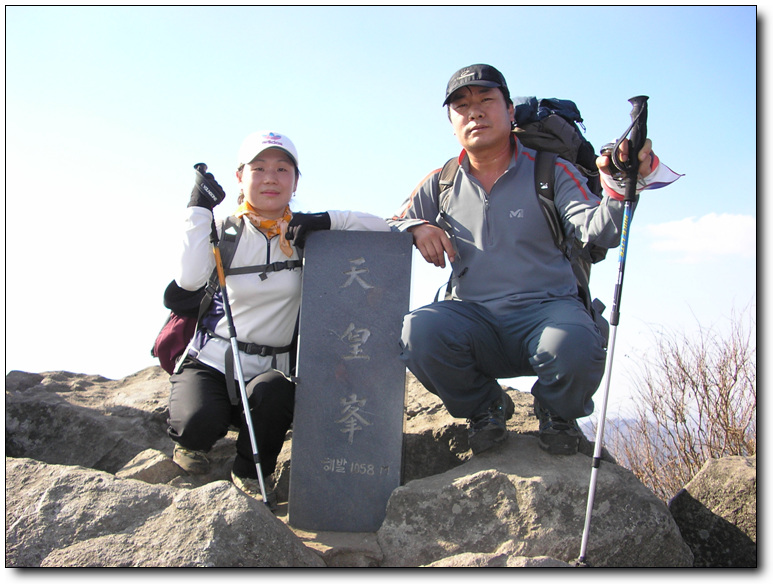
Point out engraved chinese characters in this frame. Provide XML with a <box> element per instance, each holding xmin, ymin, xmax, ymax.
<box><xmin>288</xmin><ymin>231</ymin><xmax>413</xmax><ymax>532</ymax></box>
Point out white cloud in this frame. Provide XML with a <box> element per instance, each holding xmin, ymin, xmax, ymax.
<box><xmin>644</xmin><ymin>213</ymin><xmax>756</xmax><ymax>263</ymax></box>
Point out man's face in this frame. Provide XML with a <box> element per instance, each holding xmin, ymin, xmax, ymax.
<box><xmin>236</xmin><ymin>148</ymin><xmax>297</xmax><ymax>218</ymax></box>
<box><xmin>448</xmin><ymin>86</ymin><xmax>515</xmax><ymax>152</ymax></box>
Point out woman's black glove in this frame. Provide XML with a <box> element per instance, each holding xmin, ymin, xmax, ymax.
<box><xmin>188</xmin><ymin>163</ymin><xmax>226</xmax><ymax>210</ymax></box>
<box><xmin>286</xmin><ymin>212</ymin><xmax>331</xmax><ymax>248</ymax></box>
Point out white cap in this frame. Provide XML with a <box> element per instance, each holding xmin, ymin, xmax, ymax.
<box><xmin>237</xmin><ymin>131</ymin><xmax>299</xmax><ymax>171</ymax></box>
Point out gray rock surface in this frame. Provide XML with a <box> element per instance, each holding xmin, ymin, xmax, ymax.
<box><xmin>669</xmin><ymin>455</ymin><xmax>756</xmax><ymax>567</ymax></box>
<box><xmin>5</xmin><ymin>457</ymin><xmax>324</xmax><ymax>567</ymax></box>
<box><xmin>378</xmin><ymin>433</ymin><xmax>692</xmax><ymax>567</ymax></box>
<box><xmin>5</xmin><ymin>365</ymin><xmax>751</xmax><ymax>567</ymax></box>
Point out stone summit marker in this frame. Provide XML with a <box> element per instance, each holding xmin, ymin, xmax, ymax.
<box><xmin>288</xmin><ymin>230</ymin><xmax>413</xmax><ymax>533</ymax></box>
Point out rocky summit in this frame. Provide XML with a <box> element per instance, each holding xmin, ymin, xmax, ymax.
<box><xmin>5</xmin><ymin>366</ymin><xmax>755</xmax><ymax>567</ymax></box>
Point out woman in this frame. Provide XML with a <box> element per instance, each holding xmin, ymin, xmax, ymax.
<box><xmin>168</xmin><ymin>131</ymin><xmax>390</xmax><ymax>508</ymax></box>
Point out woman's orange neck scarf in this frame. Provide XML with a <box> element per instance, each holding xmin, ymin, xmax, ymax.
<box><xmin>234</xmin><ymin>202</ymin><xmax>294</xmax><ymax>257</ymax></box>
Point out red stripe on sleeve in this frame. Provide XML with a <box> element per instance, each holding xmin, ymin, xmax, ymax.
<box><xmin>556</xmin><ymin>160</ymin><xmax>590</xmax><ymax>201</ymax></box>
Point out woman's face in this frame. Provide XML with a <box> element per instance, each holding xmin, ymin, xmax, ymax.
<box><xmin>236</xmin><ymin>148</ymin><xmax>298</xmax><ymax>219</ymax></box>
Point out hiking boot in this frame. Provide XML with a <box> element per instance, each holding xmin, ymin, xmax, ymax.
<box><xmin>467</xmin><ymin>390</ymin><xmax>515</xmax><ymax>455</ymax></box>
<box><xmin>534</xmin><ymin>399</ymin><xmax>582</xmax><ymax>455</ymax></box>
<box><xmin>231</xmin><ymin>471</ymin><xmax>278</xmax><ymax>511</ymax></box>
<box><xmin>173</xmin><ymin>444</ymin><xmax>210</xmax><ymax>474</ymax></box>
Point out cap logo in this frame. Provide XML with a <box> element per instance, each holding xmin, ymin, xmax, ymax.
<box><xmin>261</xmin><ymin>132</ymin><xmax>284</xmax><ymax>145</ymax></box>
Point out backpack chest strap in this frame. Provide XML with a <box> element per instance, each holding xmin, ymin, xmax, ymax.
<box><xmin>226</xmin><ymin>260</ymin><xmax>303</xmax><ymax>280</ymax></box>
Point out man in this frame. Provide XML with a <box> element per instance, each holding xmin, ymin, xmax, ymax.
<box><xmin>389</xmin><ymin>64</ymin><xmax>677</xmax><ymax>456</ymax></box>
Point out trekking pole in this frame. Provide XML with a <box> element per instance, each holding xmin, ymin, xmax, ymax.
<box><xmin>576</xmin><ymin>96</ymin><xmax>648</xmax><ymax>566</ymax></box>
<box><xmin>194</xmin><ymin>163</ymin><xmax>271</xmax><ymax>506</ymax></box>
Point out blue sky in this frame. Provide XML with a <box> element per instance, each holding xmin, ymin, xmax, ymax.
<box><xmin>5</xmin><ymin>5</ymin><xmax>757</xmax><ymax>417</ymax></box>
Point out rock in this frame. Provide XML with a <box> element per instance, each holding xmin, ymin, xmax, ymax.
<box><xmin>289</xmin><ymin>528</ymin><xmax>383</xmax><ymax>567</ymax></box>
<box><xmin>115</xmin><ymin>449</ymin><xmax>187</xmax><ymax>484</ymax></box>
<box><xmin>423</xmin><ymin>540</ymin><xmax>571</xmax><ymax>567</ymax></box>
<box><xmin>5</xmin><ymin>457</ymin><xmax>325</xmax><ymax>567</ymax></box>
<box><xmin>5</xmin><ymin>368</ymin><xmax>172</xmax><ymax>472</ymax></box>
<box><xmin>401</xmin><ymin>373</ymin><xmax>475</xmax><ymax>482</ymax></box>
<box><xmin>402</xmin><ymin>376</ymin><xmax>612</xmax><ymax>484</ymax></box>
<box><xmin>669</xmin><ymin>455</ymin><xmax>756</xmax><ymax>567</ymax></box>
<box><xmin>505</xmin><ymin>556</ymin><xmax>572</xmax><ymax>567</ymax></box>
<box><xmin>377</xmin><ymin>434</ymin><xmax>693</xmax><ymax>567</ymax></box>
<box><xmin>6</xmin><ymin>366</ymin><xmax>751</xmax><ymax>567</ymax></box>
<box><xmin>425</xmin><ymin>541</ymin><xmax>571</xmax><ymax>567</ymax></box>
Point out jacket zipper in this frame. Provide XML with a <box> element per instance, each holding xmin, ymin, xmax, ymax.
<box><xmin>483</xmin><ymin>194</ymin><xmax>492</xmax><ymax>248</ymax></box>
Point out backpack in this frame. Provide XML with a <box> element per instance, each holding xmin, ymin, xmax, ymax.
<box><xmin>435</xmin><ymin>96</ymin><xmax>609</xmax><ymax>341</ymax></box>
<box><xmin>151</xmin><ymin>216</ymin><xmax>303</xmax><ymax>375</ymax></box>
<box><xmin>512</xmin><ymin>96</ymin><xmax>601</xmax><ymax>197</ymax></box>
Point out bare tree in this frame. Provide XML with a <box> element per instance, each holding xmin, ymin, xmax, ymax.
<box><xmin>606</xmin><ymin>303</ymin><xmax>756</xmax><ymax>501</ymax></box>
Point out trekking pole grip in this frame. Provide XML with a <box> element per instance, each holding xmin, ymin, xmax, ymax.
<box><xmin>624</xmin><ymin>95</ymin><xmax>648</xmax><ymax>202</ymax></box>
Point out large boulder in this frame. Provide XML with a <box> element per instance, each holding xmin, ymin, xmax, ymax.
<box><xmin>5</xmin><ymin>368</ymin><xmax>172</xmax><ymax>472</ymax></box>
<box><xmin>5</xmin><ymin>457</ymin><xmax>324</xmax><ymax>567</ymax></box>
<box><xmin>669</xmin><ymin>455</ymin><xmax>756</xmax><ymax>567</ymax></box>
<box><xmin>5</xmin><ymin>367</ymin><xmax>239</xmax><ymax>485</ymax></box>
<box><xmin>378</xmin><ymin>433</ymin><xmax>693</xmax><ymax>567</ymax></box>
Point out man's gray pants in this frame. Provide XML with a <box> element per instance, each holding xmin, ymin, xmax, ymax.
<box><xmin>399</xmin><ymin>298</ymin><xmax>607</xmax><ymax>421</ymax></box>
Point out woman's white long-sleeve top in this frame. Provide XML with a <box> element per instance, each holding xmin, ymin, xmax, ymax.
<box><xmin>176</xmin><ymin>206</ymin><xmax>390</xmax><ymax>379</ymax></box>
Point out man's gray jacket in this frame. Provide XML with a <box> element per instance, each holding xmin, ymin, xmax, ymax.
<box><xmin>388</xmin><ymin>138</ymin><xmax>630</xmax><ymax>316</ymax></box>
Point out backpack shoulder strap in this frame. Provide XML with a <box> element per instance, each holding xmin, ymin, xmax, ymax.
<box><xmin>436</xmin><ymin>157</ymin><xmax>460</xmax><ymax>213</ymax></box>
<box><xmin>437</xmin><ymin>152</ymin><xmax>563</xmax><ymax>250</ymax></box>
<box><xmin>218</xmin><ymin>215</ymin><xmax>302</xmax><ymax>280</ymax></box>
<box><xmin>438</xmin><ymin>157</ymin><xmax>460</xmax><ymax>192</ymax></box>
<box><xmin>168</xmin><ymin>216</ymin><xmax>246</xmax><ymax>374</ymax></box>
<box><xmin>196</xmin><ymin>216</ymin><xmax>244</xmax><ymax>322</ymax></box>
<box><xmin>534</xmin><ymin>152</ymin><xmax>602</xmax><ymax>316</ymax></box>
<box><xmin>218</xmin><ymin>215</ymin><xmax>244</xmax><ymax>272</ymax></box>
<box><xmin>533</xmin><ymin>150</ymin><xmax>565</xmax><ymax>253</ymax></box>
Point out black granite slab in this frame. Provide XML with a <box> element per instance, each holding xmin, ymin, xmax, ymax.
<box><xmin>288</xmin><ymin>230</ymin><xmax>413</xmax><ymax>532</ymax></box>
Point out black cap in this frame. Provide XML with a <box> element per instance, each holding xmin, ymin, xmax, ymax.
<box><xmin>443</xmin><ymin>64</ymin><xmax>510</xmax><ymax>106</ymax></box>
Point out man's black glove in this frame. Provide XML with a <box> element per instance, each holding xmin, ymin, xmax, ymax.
<box><xmin>188</xmin><ymin>163</ymin><xmax>226</xmax><ymax>210</ymax></box>
<box><xmin>286</xmin><ymin>212</ymin><xmax>332</xmax><ymax>248</ymax></box>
